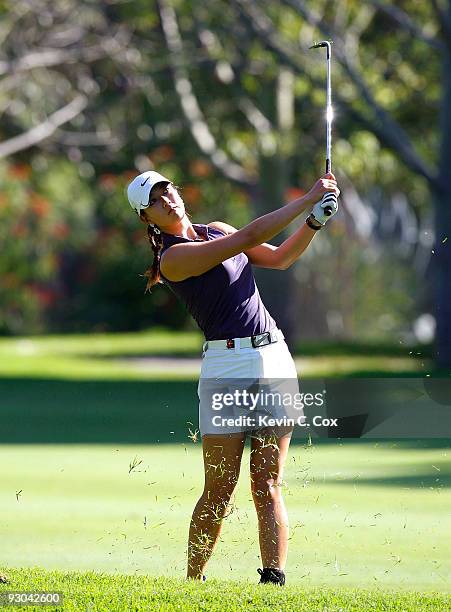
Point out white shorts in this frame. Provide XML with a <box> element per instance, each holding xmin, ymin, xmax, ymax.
<box><xmin>197</xmin><ymin>332</ymin><xmax>301</xmax><ymax>437</ymax></box>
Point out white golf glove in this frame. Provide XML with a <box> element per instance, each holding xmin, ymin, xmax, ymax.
<box><xmin>311</xmin><ymin>192</ymin><xmax>339</xmax><ymax>226</ymax></box>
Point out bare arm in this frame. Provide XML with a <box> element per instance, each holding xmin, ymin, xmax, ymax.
<box><xmin>161</xmin><ymin>174</ymin><xmax>337</xmax><ymax>281</ymax></box>
<box><xmin>254</xmin><ymin>223</ymin><xmax>320</xmax><ymax>270</ymax></box>
<box><xmin>209</xmin><ymin>221</ymin><xmax>319</xmax><ymax>270</ymax></box>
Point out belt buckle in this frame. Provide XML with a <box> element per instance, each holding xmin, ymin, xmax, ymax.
<box><xmin>251</xmin><ymin>332</ymin><xmax>271</xmax><ymax>348</ymax></box>
<box><xmin>226</xmin><ymin>338</ymin><xmax>235</xmax><ymax>349</ymax></box>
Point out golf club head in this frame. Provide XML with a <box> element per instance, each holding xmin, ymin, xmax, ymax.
<box><xmin>309</xmin><ymin>40</ymin><xmax>333</xmax><ymax>57</ymax></box>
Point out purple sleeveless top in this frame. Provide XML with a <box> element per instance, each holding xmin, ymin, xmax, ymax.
<box><xmin>159</xmin><ymin>224</ymin><xmax>276</xmax><ymax>340</ymax></box>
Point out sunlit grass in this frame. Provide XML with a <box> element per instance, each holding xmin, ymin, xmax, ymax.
<box><xmin>0</xmin><ymin>328</ymin><xmax>202</xmax><ymax>358</ymax></box>
<box><xmin>0</xmin><ymin>566</ymin><xmax>449</xmax><ymax>611</ymax></box>
<box><xmin>0</xmin><ymin>330</ymin><xmax>429</xmax><ymax>380</ymax></box>
<box><xmin>0</xmin><ymin>442</ymin><xmax>449</xmax><ymax>594</ymax></box>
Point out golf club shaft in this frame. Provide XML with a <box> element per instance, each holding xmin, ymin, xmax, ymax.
<box><xmin>323</xmin><ymin>44</ymin><xmax>336</xmax><ymax>215</ymax></box>
<box><xmin>309</xmin><ymin>40</ymin><xmax>337</xmax><ymax>216</ymax></box>
<box><xmin>311</xmin><ymin>41</ymin><xmax>335</xmax><ymax>215</ymax></box>
<box><xmin>326</xmin><ymin>43</ymin><xmax>332</xmax><ymax>175</ymax></box>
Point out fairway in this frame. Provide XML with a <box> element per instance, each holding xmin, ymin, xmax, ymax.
<box><xmin>1</xmin><ymin>441</ymin><xmax>450</xmax><ymax>593</ymax></box>
<box><xmin>0</xmin><ymin>332</ymin><xmax>449</xmax><ymax>608</ymax></box>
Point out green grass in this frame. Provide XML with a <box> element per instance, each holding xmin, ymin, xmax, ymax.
<box><xmin>0</xmin><ymin>331</ymin><xmax>447</xmax><ymax>608</ymax></box>
<box><xmin>0</xmin><ymin>379</ymin><xmax>196</xmax><ymax>443</ymax></box>
<box><xmin>0</xmin><ymin>329</ymin><xmax>203</xmax><ymax>357</ymax></box>
<box><xmin>0</xmin><ymin>329</ymin><xmax>431</xmax><ymax>380</ymax></box>
<box><xmin>1</xmin><ymin>442</ymin><xmax>450</xmax><ymax>595</ymax></box>
<box><xmin>0</xmin><ymin>567</ymin><xmax>449</xmax><ymax>611</ymax></box>
<box><xmin>0</xmin><ymin>329</ymin><xmax>202</xmax><ymax>381</ymax></box>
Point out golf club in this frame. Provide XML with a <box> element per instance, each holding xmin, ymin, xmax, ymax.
<box><xmin>309</xmin><ymin>40</ymin><xmax>337</xmax><ymax>216</ymax></box>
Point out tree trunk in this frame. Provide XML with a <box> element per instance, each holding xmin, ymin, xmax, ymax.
<box><xmin>432</xmin><ymin>41</ymin><xmax>451</xmax><ymax>369</ymax></box>
<box><xmin>434</xmin><ymin>40</ymin><xmax>451</xmax><ymax>369</ymax></box>
<box><xmin>252</xmin><ymin>151</ymin><xmax>298</xmax><ymax>350</ymax></box>
<box><xmin>433</xmin><ymin>204</ymin><xmax>451</xmax><ymax>370</ymax></box>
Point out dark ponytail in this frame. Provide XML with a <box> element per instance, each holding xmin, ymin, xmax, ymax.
<box><xmin>143</xmin><ymin>224</ymin><xmax>163</xmax><ymax>292</ymax></box>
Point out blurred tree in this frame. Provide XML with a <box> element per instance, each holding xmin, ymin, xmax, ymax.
<box><xmin>0</xmin><ymin>0</ymin><xmax>448</xmax><ymax>367</ymax></box>
<box><xmin>0</xmin><ymin>1</ymin><xmax>127</xmax><ymax>158</ymax></box>
<box><xmin>0</xmin><ymin>0</ymin><xmax>193</xmax><ymax>332</ymax></box>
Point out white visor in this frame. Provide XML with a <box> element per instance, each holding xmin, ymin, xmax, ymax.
<box><xmin>127</xmin><ymin>170</ymin><xmax>171</xmax><ymax>217</ymax></box>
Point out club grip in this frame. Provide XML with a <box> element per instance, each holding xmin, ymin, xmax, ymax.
<box><xmin>321</xmin><ymin>191</ymin><xmax>337</xmax><ymax>216</ymax></box>
<box><xmin>325</xmin><ymin>160</ymin><xmax>332</xmax><ymax>214</ymax></box>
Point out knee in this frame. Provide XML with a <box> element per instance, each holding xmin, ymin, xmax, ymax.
<box><xmin>251</xmin><ymin>475</ymin><xmax>284</xmax><ymax>503</ymax></box>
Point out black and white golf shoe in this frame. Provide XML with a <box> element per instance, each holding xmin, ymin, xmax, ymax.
<box><xmin>257</xmin><ymin>567</ymin><xmax>286</xmax><ymax>586</ymax></box>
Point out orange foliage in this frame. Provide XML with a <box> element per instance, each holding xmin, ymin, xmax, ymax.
<box><xmin>285</xmin><ymin>187</ymin><xmax>306</xmax><ymax>202</ymax></box>
<box><xmin>8</xmin><ymin>164</ymin><xmax>32</xmax><ymax>180</ymax></box>
<box><xmin>133</xmin><ymin>229</ymin><xmax>145</xmax><ymax>244</ymax></box>
<box><xmin>30</xmin><ymin>193</ymin><xmax>50</xmax><ymax>217</ymax></box>
<box><xmin>99</xmin><ymin>173</ymin><xmax>118</xmax><ymax>192</ymax></box>
<box><xmin>123</xmin><ymin>170</ymin><xmax>138</xmax><ymax>182</ymax></box>
<box><xmin>149</xmin><ymin>145</ymin><xmax>175</xmax><ymax>163</ymax></box>
<box><xmin>182</xmin><ymin>184</ymin><xmax>202</xmax><ymax>207</ymax></box>
<box><xmin>190</xmin><ymin>159</ymin><xmax>213</xmax><ymax>178</ymax></box>
<box><xmin>31</xmin><ymin>285</ymin><xmax>58</xmax><ymax>307</ymax></box>
<box><xmin>52</xmin><ymin>223</ymin><xmax>70</xmax><ymax>239</ymax></box>
<box><xmin>11</xmin><ymin>224</ymin><xmax>29</xmax><ymax>238</ymax></box>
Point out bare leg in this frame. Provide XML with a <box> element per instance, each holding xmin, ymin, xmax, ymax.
<box><xmin>187</xmin><ymin>433</ymin><xmax>246</xmax><ymax>579</ymax></box>
<box><xmin>250</xmin><ymin>427</ymin><xmax>293</xmax><ymax>570</ymax></box>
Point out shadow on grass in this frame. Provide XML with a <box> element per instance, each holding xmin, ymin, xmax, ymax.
<box><xmin>1</xmin><ymin>378</ymin><xmax>450</xmax><ymax>452</ymax></box>
<box><xmin>293</xmin><ymin>341</ymin><xmax>434</xmax><ymax>358</ymax></box>
<box><xmin>344</xmin><ymin>472</ymin><xmax>451</xmax><ymax>488</ymax></box>
<box><xmin>0</xmin><ymin>378</ymin><xmax>198</xmax><ymax>444</ymax></box>
<box><xmin>74</xmin><ymin>341</ymin><xmax>434</xmax><ymax>360</ymax></box>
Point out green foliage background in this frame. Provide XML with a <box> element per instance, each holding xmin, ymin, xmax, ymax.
<box><xmin>0</xmin><ymin>0</ymin><xmax>446</xmax><ymax>344</ymax></box>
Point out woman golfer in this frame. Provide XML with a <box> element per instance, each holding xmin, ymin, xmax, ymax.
<box><xmin>127</xmin><ymin>170</ymin><xmax>339</xmax><ymax>585</ymax></box>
